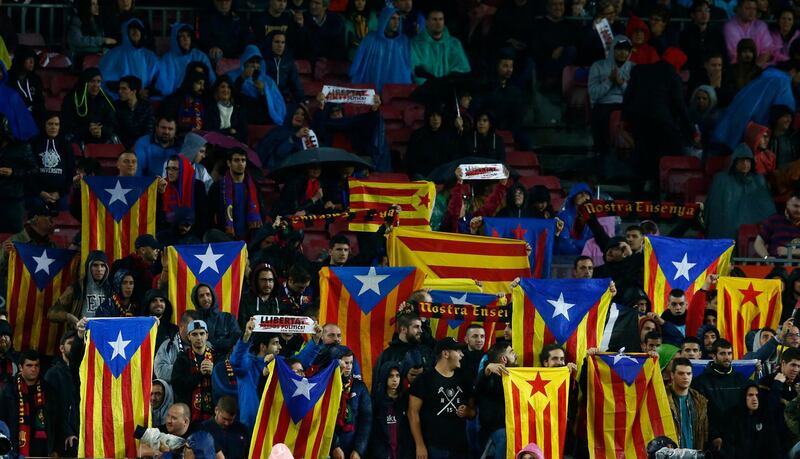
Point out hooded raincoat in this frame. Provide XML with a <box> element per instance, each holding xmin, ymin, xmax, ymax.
<box><xmin>156</xmin><ymin>23</ymin><xmax>215</xmax><ymax>97</ymax></box>
<box><xmin>98</xmin><ymin>18</ymin><xmax>159</xmax><ymax>97</ymax></box>
<box><xmin>350</xmin><ymin>7</ymin><xmax>412</xmax><ymax>91</ymax></box>
<box><xmin>227</xmin><ymin>45</ymin><xmax>286</xmax><ymax>125</ymax></box>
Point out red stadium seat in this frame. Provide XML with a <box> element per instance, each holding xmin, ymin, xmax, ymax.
<box><xmin>659</xmin><ymin>156</ymin><xmax>701</xmax><ymax>190</ymax></box>
<box><xmin>45</xmin><ymin>93</ymin><xmax>64</xmax><ymax>112</ymax></box>
<box><xmin>381</xmin><ymin>83</ymin><xmax>418</xmax><ymax>112</ymax></box>
<box><xmin>403</xmin><ymin>105</ymin><xmax>425</xmax><ymax>129</ymax></box>
<box><xmin>737</xmin><ymin>223</ymin><xmax>760</xmax><ymax>257</ymax></box>
<box><xmin>518</xmin><ymin>175</ymin><xmax>563</xmax><ymax>208</ymax></box>
<box><xmin>704</xmin><ymin>155</ymin><xmax>729</xmax><ymax>177</ymax></box>
<box><xmin>380</xmin><ymin>105</ymin><xmax>405</xmax><ymax>129</ymax></box>
<box><xmin>496</xmin><ymin>130</ymin><xmax>514</xmax><ymax>148</ymax></box>
<box><xmin>506</xmin><ymin>150</ymin><xmax>541</xmax><ymax>175</ymax></box>
<box><xmin>295</xmin><ymin>60</ymin><xmax>313</xmax><ymax>76</ymax></box>
<box><xmin>84</xmin><ymin>143</ymin><xmax>125</xmax><ymax>159</ymax></box>
<box><xmin>50</xmin><ymin>73</ymin><xmax>79</xmax><ymax>95</ymax></box>
<box><xmin>216</xmin><ymin>58</ymin><xmax>240</xmax><ymax>76</ymax></box>
<box><xmin>247</xmin><ymin>124</ymin><xmax>276</xmax><ymax>148</ymax></box>
<box><xmin>17</xmin><ymin>32</ymin><xmax>46</xmax><ymax>48</ymax></box>
<box><xmin>301</xmin><ymin>232</ymin><xmax>330</xmax><ymax>262</ymax></box>
<box><xmin>81</xmin><ymin>54</ymin><xmax>102</xmax><ymax>70</ymax></box>
<box><xmin>665</xmin><ymin>170</ymin><xmax>704</xmax><ymax>200</ymax></box>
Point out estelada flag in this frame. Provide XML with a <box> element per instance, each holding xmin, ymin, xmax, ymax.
<box><xmin>249</xmin><ymin>357</ymin><xmax>343</xmax><ymax>459</ymax></box>
<box><xmin>483</xmin><ymin>217</ymin><xmax>556</xmax><ymax>278</ymax></box>
<box><xmin>512</xmin><ymin>278</ymin><xmax>612</xmax><ymax>374</ymax></box>
<box><xmin>717</xmin><ymin>276</ymin><xmax>782</xmax><ymax>359</ymax></box>
<box><xmin>387</xmin><ymin>227</ymin><xmax>530</xmax><ymax>294</ymax></box>
<box><xmin>423</xmin><ymin>277</ymin><xmax>483</xmax><ymax>292</ymax></box>
<box><xmin>347</xmin><ymin>178</ymin><xmax>436</xmax><ymax>231</ymax></box>
<box><xmin>81</xmin><ymin>176</ymin><xmax>158</xmax><ymax>268</ymax></box>
<box><xmin>166</xmin><ymin>242</ymin><xmax>248</xmax><ymax>323</ymax></box>
<box><xmin>318</xmin><ymin>266</ymin><xmax>424</xmax><ymax>387</ymax></box>
<box><xmin>503</xmin><ymin>367</ymin><xmax>571</xmax><ymax>459</ymax></box>
<box><xmin>78</xmin><ymin>316</ymin><xmax>157</xmax><ymax>458</ymax></box>
<box><xmin>7</xmin><ymin>243</ymin><xmax>78</xmax><ymax>355</ymax></box>
<box><xmin>644</xmin><ymin>235</ymin><xmax>733</xmax><ymax>315</ymax></box>
<box><xmin>587</xmin><ymin>353</ymin><xmax>677</xmax><ymax>459</ymax></box>
<box><xmin>428</xmin><ymin>290</ymin><xmax>502</xmax><ymax>351</ymax></box>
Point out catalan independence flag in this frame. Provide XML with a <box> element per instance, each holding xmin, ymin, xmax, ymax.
<box><xmin>348</xmin><ymin>178</ymin><xmax>436</xmax><ymax>231</ymax></box>
<box><xmin>483</xmin><ymin>217</ymin><xmax>556</xmax><ymax>278</ymax></box>
<box><xmin>319</xmin><ymin>266</ymin><xmax>424</xmax><ymax>387</ymax></box>
<box><xmin>503</xmin><ymin>367</ymin><xmax>571</xmax><ymax>459</ymax></box>
<box><xmin>166</xmin><ymin>242</ymin><xmax>248</xmax><ymax>323</ymax></box>
<box><xmin>587</xmin><ymin>353</ymin><xmax>677</xmax><ymax>459</ymax></box>
<box><xmin>512</xmin><ymin>278</ymin><xmax>612</xmax><ymax>375</ymax></box>
<box><xmin>81</xmin><ymin>176</ymin><xmax>158</xmax><ymax>268</ymax></box>
<box><xmin>644</xmin><ymin>235</ymin><xmax>733</xmax><ymax>315</ymax></box>
<box><xmin>717</xmin><ymin>277</ymin><xmax>782</xmax><ymax>359</ymax></box>
<box><xmin>387</xmin><ymin>227</ymin><xmax>530</xmax><ymax>294</ymax></box>
<box><xmin>249</xmin><ymin>358</ymin><xmax>343</xmax><ymax>459</ymax></box>
<box><xmin>428</xmin><ymin>290</ymin><xmax>501</xmax><ymax>351</ymax></box>
<box><xmin>7</xmin><ymin>243</ymin><xmax>78</xmax><ymax>355</ymax></box>
<box><xmin>78</xmin><ymin>316</ymin><xmax>157</xmax><ymax>458</ymax></box>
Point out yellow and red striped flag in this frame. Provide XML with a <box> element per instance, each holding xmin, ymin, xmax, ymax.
<box><xmin>347</xmin><ymin>178</ymin><xmax>436</xmax><ymax>231</ymax></box>
<box><xmin>319</xmin><ymin>266</ymin><xmax>424</xmax><ymax>387</ymax></box>
<box><xmin>78</xmin><ymin>316</ymin><xmax>157</xmax><ymax>458</ymax></box>
<box><xmin>166</xmin><ymin>241</ymin><xmax>248</xmax><ymax>323</ymax></box>
<box><xmin>717</xmin><ymin>277</ymin><xmax>782</xmax><ymax>359</ymax></box>
<box><xmin>387</xmin><ymin>227</ymin><xmax>530</xmax><ymax>294</ymax></box>
<box><xmin>81</xmin><ymin>176</ymin><xmax>158</xmax><ymax>268</ymax></box>
<box><xmin>7</xmin><ymin>243</ymin><xmax>78</xmax><ymax>355</ymax></box>
<box><xmin>587</xmin><ymin>353</ymin><xmax>677</xmax><ymax>459</ymax></box>
<box><xmin>643</xmin><ymin>235</ymin><xmax>733</xmax><ymax>315</ymax></box>
<box><xmin>249</xmin><ymin>357</ymin><xmax>343</xmax><ymax>459</ymax></box>
<box><xmin>503</xmin><ymin>367</ymin><xmax>571</xmax><ymax>459</ymax></box>
<box><xmin>512</xmin><ymin>278</ymin><xmax>612</xmax><ymax>375</ymax></box>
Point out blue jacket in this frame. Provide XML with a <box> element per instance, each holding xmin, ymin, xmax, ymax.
<box><xmin>228</xmin><ymin>338</ymin><xmax>265</xmax><ymax>428</ymax></box>
<box><xmin>156</xmin><ymin>23</ymin><xmax>215</xmax><ymax>97</ymax></box>
<box><xmin>226</xmin><ymin>45</ymin><xmax>287</xmax><ymax>124</ymax></box>
<box><xmin>99</xmin><ymin>18</ymin><xmax>159</xmax><ymax>98</ymax></box>
<box><xmin>350</xmin><ymin>7</ymin><xmax>412</xmax><ymax>92</ymax></box>
<box><xmin>133</xmin><ymin>134</ymin><xmax>181</xmax><ymax>177</ymax></box>
<box><xmin>294</xmin><ymin>338</ymin><xmax>363</xmax><ymax>377</ymax></box>
<box><xmin>556</xmin><ymin>182</ymin><xmax>594</xmax><ymax>255</ymax></box>
<box><xmin>332</xmin><ymin>377</ymin><xmax>372</xmax><ymax>456</ymax></box>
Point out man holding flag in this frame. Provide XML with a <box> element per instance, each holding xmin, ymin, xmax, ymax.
<box><xmin>474</xmin><ymin>341</ymin><xmax>518</xmax><ymax>459</ymax></box>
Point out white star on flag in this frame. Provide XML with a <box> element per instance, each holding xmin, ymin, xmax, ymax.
<box><xmin>612</xmin><ymin>352</ymin><xmax>640</xmax><ymax>365</ymax></box>
<box><xmin>450</xmin><ymin>293</ymin><xmax>470</xmax><ymax>305</ymax></box>
<box><xmin>108</xmin><ymin>331</ymin><xmax>131</xmax><ymax>361</ymax></box>
<box><xmin>291</xmin><ymin>377</ymin><xmax>317</xmax><ymax>400</ymax></box>
<box><xmin>32</xmin><ymin>250</ymin><xmax>55</xmax><ymax>274</ymax></box>
<box><xmin>547</xmin><ymin>292</ymin><xmax>575</xmax><ymax>320</ymax></box>
<box><xmin>671</xmin><ymin>253</ymin><xmax>697</xmax><ymax>281</ymax></box>
<box><xmin>354</xmin><ymin>267</ymin><xmax>390</xmax><ymax>296</ymax></box>
<box><xmin>195</xmin><ymin>244</ymin><xmax>223</xmax><ymax>274</ymax></box>
<box><xmin>105</xmin><ymin>180</ymin><xmax>133</xmax><ymax>205</ymax></box>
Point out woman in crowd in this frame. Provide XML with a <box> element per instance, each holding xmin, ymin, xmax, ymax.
<box><xmin>66</xmin><ymin>0</ymin><xmax>116</xmax><ymax>65</ymax></box>
<box><xmin>204</xmin><ymin>76</ymin><xmax>248</xmax><ymax>143</ymax></box>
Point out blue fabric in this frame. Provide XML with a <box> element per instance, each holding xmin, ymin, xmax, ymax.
<box><xmin>156</xmin><ymin>23</ymin><xmax>215</xmax><ymax>97</ymax></box>
<box><xmin>488</xmin><ymin>428</ymin><xmax>506</xmax><ymax>459</ymax></box>
<box><xmin>555</xmin><ymin>182</ymin><xmax>593</xmax><ymax>255</ymax></box>
<box><xmin>711</xmin><ymin>67</ymin><xmax>796</xmax><ymax>149</ymax></box>
<box><xmin>228</xmin><ymin>338</ymin><xmax>266</xmax><ymax>428</ymax></box>
<box><xmin>678</xmin><ymin>395</ymin><xmax>694</xmax><ymax>448</ymax></box>
<box><xmin>133</xmin><ymin>134</ymin><xmax>181</xmax><ymax>177</ymax></box>
<box><xmin>233</xmin><ymin>182</ymin><xmax>247</xmax><ymax>237</ymax></box>
<box><xmin>98</xmin><ymin>18</ymin><xmax>159</xmax><ymax>99</ymax></box>
<box><xmin>0</xmin><ymin>60</ymin><xmax>38</xmax><ymax>141</ymax></box>
<box><xmin>226</xmin><ymin>45</ymin><xmax>286</xmax><ymax>124</ymax></box>
<box><xmin>350</xmin><ymin>7</ymin><xmax>411</xmax><ymax>92</ymax></box>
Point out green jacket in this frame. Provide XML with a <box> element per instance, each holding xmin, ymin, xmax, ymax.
<box><xmin>410</xmin><ymin>26</ymin><xmax>470</xmax><ymax>84</ymax></box>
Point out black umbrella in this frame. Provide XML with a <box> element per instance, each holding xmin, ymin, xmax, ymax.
<box><xmin>426</xmin><ymin>156</ymin><xmax>518</xmax><ymax>183</ymax></box>
<box><xmin>269</xmin><ymin>147</ymin><xmax>373</xmax><ymax>180</ymax></box>
<box><xmin>410</xmin><ymin>71</ymin><xmax>477</xmax><ymax>109</ymax></box>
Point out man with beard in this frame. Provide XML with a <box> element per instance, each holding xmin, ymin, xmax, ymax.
<box><xmin>110</xmin><ymin>234</ymin><xmax>160</xmax><ymax>304</ymax></box>
<box><xmin>134</xmin><ymin>116</ymin><xmax>180</xmax><ymax>178</ymax></box>
<box><xmin>474</xmin><ymin>342</ymin><xmax>518</xmax><ymax>459</ymax></box>
<box><xmin>207</xmin><ymin>149</ymin><xmax>264</xmax><ymax>240</ymax></box>
<box><xmin>373</xmin><ymin>313</ymin><xmax>434</xmax><ymax>392</ymax></box>
<box><xmin>142</xmin><ymin>289</ymin><xmax>178</xmax><ymax>350</ymax></box>
<box><xmin>44</xmin><ymin>331</ymin><xmax>80</xmax><ymax>457</ymax></box>
<box><xmin>237</xmin><ymin>263</ymin><xmax>281</xmax><ymax>330</ymax></box>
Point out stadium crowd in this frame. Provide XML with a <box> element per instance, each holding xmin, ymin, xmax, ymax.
<box><xmin>6</xmin><ymin>0</ymin><xmax>800</xmax><ymax>457</ymax></box>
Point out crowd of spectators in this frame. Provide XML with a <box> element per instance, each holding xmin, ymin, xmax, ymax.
<box><xmin>5</xmin><ymin>0</ymin><xmax>800</xmax><ymax>457</ymax></box>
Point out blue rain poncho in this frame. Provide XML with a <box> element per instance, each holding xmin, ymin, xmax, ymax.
<box><xmin>349</xmin><ymin>7</ymin><xmax>412</xmax><ymax>91</ymax></box>
<box><xmin>98</xmin><ymin>18</ymin><xmax>159</xmax><ymax>98</ymax></box>
<box><xmin>155</xmin><ymin>23</ymin><xmax>215</xmax><ymax>97</ymax></box>
<box><xmin>0</xmin><ymin>60</ymin><xmax>38</xmax><ymax>141</ymax></box>
<box><xmin>226</xmin><ymin>45</ymin><xmax>286</xmax><ymax>125</ymax></box>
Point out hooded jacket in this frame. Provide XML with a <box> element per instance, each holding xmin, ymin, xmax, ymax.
<box><xmin>369</xmin><ymin>360</ymin><xmax>413</xmax><ymax>459</ymax></box>
<box><xmin>98</xmin><ymin>18</ymin><xmax>159</xmax><ymax>97</ymax></box>
<box><xmin>372</xmin><ymin>336</ymin><xmax>434</xmax><ymax>392</ymax></box>
<box><xmin>405</xmin><ymin>109</ymin><xmax>458</xmax><ymax>179</ymax></box>
<box><xmin>228</xmin><ymin>45</ymin><xmax>287</xmax><ymax>125</ymax></box>
<box><xmin>350</xmin><ymin>7</ymin><xmax>412</xmax><ymax>91</ymax></box>
<box><xmin>588</xmin><ymin>35</ymin><xmax>634</xmax><ymax>107</ymax></box>
<box><xmin>141</xmin><ymin>288</ymin><xmax>178</xmax><ymax>350</ymax></box>
<box><xmin>0</xmin><ymin>60</ymin><xmax>38</xmax><ymax>142</ymax></box>
<box><xmin>744</xmin><ymin>121</ymin><xmax>776</xmax><ymax>174</ymax></box>
<box><xmin>690</xmin><ymin>360</ymin><xmax>751</xmax><ymax>444</ymax></box>
<box><xmin>228</xmin><ymin>337</ymin><xmax>268</xmax><ymax>428</ymax></box>
<box><xmin>264</xmin><ymin>47</ymin><xmax>304</xmax><ymax>104</ymax></box>
<box><xmin>689</xmin><ymin>85</ymin><xmax>720</xmax><ymax>147</ymax></box>
<box><xmin>410</xmin><ymin>24</ymin><xmax>470</xmax><ymax>84</ymax></box>
<box><xmin>257</xmin><ymin>103</ymin><xmax>309</xmax><ymax>169</ymax></box>
<box><xmin>185</xmin><ymin>430</ymin><xmax>217</xmax><ymax>459</ymax></box>
<box><xmin>190</xmin><ymin>283</ymin><xmax>242</xmax><ymax>354</ymax></box>
<box><xmin>48</xmin><ymin>250</ymin><xmax>113</xmax><ymax>323</ymax></box>
<box><xmin>332</xmin><ymin>368</ymin><xmax>372</xmax><ymax>457</ymax></box>
<box><xmin>495</xmin><ymin>183</ymin><xmax>537</xmax><ymax>218</ymax></box>
<box><xmin>151</xmin><ymin>378</ymin><xmax>175</xmax><ymax>426</ymax></box>
<box><xmin>626</xmin><ymin>17</ymin><xmax>660</xmax><ymax>65</ymax></box>
<box><xmin>556</xmin><ymin>182</ymin><xmax>593</xmax><ymax>255</ymax></box>
<box><xmin>180</xmin><ymin>132</ymin><xmax>213</xmax><ymax>191</ymax></box>
<box><xmin>156</xmin><ymin>23</ymin><xmax>215</xmax><ymax>98</ymax></box>
<box><xmin>237</xmin><ymin>263</ymin><xmax>282</xmax><ymax>330</ymax></box>
<box><xmin>704</xmin><ymin>143</ymin><xmax>776</xmax><ymax>238</ymax></box>
<box><xmin>7</xmin><ymin>45</ymin><xmax>45</xmax><ymax>121</ymax></box>
<box><xmin>726</xmin><ymin>383</ymin><xmax>782</xmax><ymax>458</ymax></box>
<box><xmin>60</xmin><ymin>67</ymin><xmax>118</xmax><ymax>144</ymax></box>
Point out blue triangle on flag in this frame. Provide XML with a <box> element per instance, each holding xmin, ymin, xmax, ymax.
<box><xmin>647</xmin><ymin>236</ymin><xmax>733</xmax><ymax>291</ymax></box>
<box><xmin>84</xmin><ymin>176</ymin><xmax>156</xmax><ymax>222</ymax></box>
<box><xmin>173</xmin><ymin>242</ymin><xmax>245</xmax><ymax>286</ymax></box>
<box><xmin>87</xmin><ymin>317</ymin><xmax>156</xmax><ymax>378</ymax></box>
<box><xmin>598</xmin><ymin>354</ymin><xmax>647</xmax><ymax>385</ymax></box>
<box><xmin>14</xmin><ymin>243</ymin><xmax>77</xmax><ymax>290</ymax></box>
<box><xmin>335</xmin><ymin>266</ymin><xmax>415</xmax><ymax>314</ymax></box>
<box><xmin>275</xmin><ymin>356</ymin><xmax>337</xmax><ymax>423</ymax></box>
<box><xmin>520</xmin><ymin>278</ymin><xmax>609</xmax><ymax>344</ymax></box>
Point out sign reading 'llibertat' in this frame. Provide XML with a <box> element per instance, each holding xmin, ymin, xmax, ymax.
<box><xmin>457</xmin><ymin>164</ymin><xmax>508</xmax><ymax>180</ymax></box>
<box><xmin>322</xmin><ymin>85</ymin><xmax>377</xmax><ymax>105</ymax></box>
<box><xmin>253</xmin><ymin>315</ymin><xmax>317</xmax><ymax>333</ymax></box>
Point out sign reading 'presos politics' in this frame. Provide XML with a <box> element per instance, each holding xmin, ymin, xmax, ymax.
<box><xmin>321</xmin><ymin>85</ymin><xmax>377</xmax><ymax>105</ymax></box>
<box><xmin>253</xmin><ymin>315</ymin><xmax>317</xmax><ymax>334</ymax></box>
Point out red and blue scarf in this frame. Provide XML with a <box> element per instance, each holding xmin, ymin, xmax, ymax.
<box><xmin>220</xmin><ymin>171</ymin><xmax>261</xmax><ymax>234</ymax></box>
<box><xmin>163</xmin><ymin>155</ymin><xmax>196</xmax><ymax>222</ymax></box>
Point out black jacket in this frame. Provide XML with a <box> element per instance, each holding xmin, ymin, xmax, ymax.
<box><xmin>372</xmin><ymin>338</ymin><xmax>435</xmax><ymax>392</ymax></box>
<box><xmin>43</xmin><ymin>358</ymin><xmax>80</xmax><ymax>454</ymax></box>
<box><xmin>28</xmin><ymin>135</ymin><xmax>75</xmax><ymax>196</ymax></box>
<box><xmin>0</xmin><ymin>376</ymin><xmax>60</xmax><ymax>455</ymax></box>
<box><xmin>369</xmin><ymin>361</ymin><xmax>413</xmax><ymax>459</ymax></box>
<box><xmin>264</xmin><ymin>53</ymin><xmax>305</xmax><ymax>103</ymax></box>
<box><xmin>474</xmin><ymin>370</ymin><xmax>505</xmax><ymax>434</ymax></box>
<box><xmin>0</xmin><ymin>139</ymin><xmax>36</xmax><ymax>199</ymax></box>
<box><xmin>61</xmin><ymin>90</ymin><xmax>119</xmax><ymax>144</ymax></box>
<box><xmin>203</xmin><ymin>101</ymin><xmax>249</xmax><ymax>143</ymax></box>
<box><xmin>691</xmin><ymin>362</ymin><xmax>750</xmax><ymax>443</ymax></box>
<box><xmin>115</xmin><ymin>99</ymin><xmax>154</xmax><ymax>147</ymax></box>
<box><xmin>405</xmin><ymin>126</ymin><xmax>458</xmax><ymax>179</ymax></box>
<box><xmin>679</xmin><ymin>23</ymin><xmax>727</xmax><ymax>75</ymax></box>
<box><xmin>623</xmin><ymin>61</ymin><xmax>692</xmax><ymax>141</ymax></box>
<box><xmin>196</xmin><ymin>7</ymin><xmax>252</xmax><ymax>58</ymax></box>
